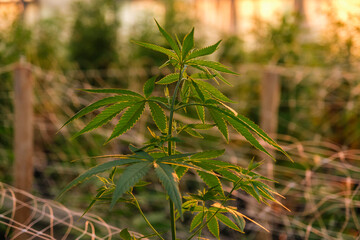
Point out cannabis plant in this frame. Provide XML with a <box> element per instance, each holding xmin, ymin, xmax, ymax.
<box><xmin>59</xmin><ymin>21</ymin><xmax>291</xmax><ymax>240</ymax></box>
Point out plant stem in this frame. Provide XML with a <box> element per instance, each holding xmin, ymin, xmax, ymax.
<box><xmin>167</xmin><ymin>65</ymin><xmax>186</xmax><ymax>240</ymax></box>
<box><xmin>129</xmin><ymin>192</ymin><xmax>165</xmax><ymax>240</ymax></box>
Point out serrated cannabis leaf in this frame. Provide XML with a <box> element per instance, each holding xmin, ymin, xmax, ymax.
<box><xmin>190</xmin><ymin>72</ymin><xmax>216</xmax><ymax>80</ymax></box>
<box><xmin>175</xmin><ymin>166</ymin><xmax>188</xmax><ymax>179</ymax></box>
<box><xmin>194</xmin><ymin>80</ymin><xmax>235</xmax><ymax>103</ymax></box>
<box><xmin>148</xmin><ymin>101</ymin><xmax>167</xmax><ymax>132</ymax></box>
<box><xmin>225</xmin><ymin>115</ymin><xmax>273</xmax><ymax>159</ymax></box>
<box><xmin>190</xmin><ymin>212</ymin><xmax>204</xmax><ymax>232</ymax></box>
<box><xmin>184</xmin><ymin>128</ymin><xmax>203</xmax><ymax>138</ymax></box>
<box><xmin>111</xmin><ymin>161</ymin><xmax>152</xmax><ymax>208</ymax></box>
<box><xmin>213</xmin><ymin>70</ymin><xmax>232</xmax><ymax>85</ymax></box>
<box><xmin>187</xmin><ymin>41</ymin><xmax>221</xmax><ymax>60</ymax></box>
<box><xmin>216</xmin><ymin>213</ymin><xmax>243</xmax><ymax>232</ymax></box>
<box><xmin>190</xmin><ymin>149</ymin><xmax>225</xmax><ymax>160</ymax></box>
<box><xmin>60</xmin><ymin>96</ymin><xmax>134</xmax><ymax>130</ymax></box>
<box><xmin>232</xmin><ymin>215</ymin><xmax>246</xmax><ymax>232</ymax></box>
<box><xmin>157</xmin><ymin>153</ymin><xmax>193</xmax><ymax>162</ymax></box>
<box><xmin>106</xmin><ymin>102</ymin><xmax>146</xmax><ymax>143</ymax></box>
<box><xmin>209</xmin><ymin>109</ymin><xmax>229</xmax><ymax>141</ymax></box>
<box><xmin>131</xmin><ymin>40</ymin><xmax>178</xmax><ymax>59</ymax></box>
<box><xmin>157</xmin><ymin>73</ymin><xmax>180</xmax><ymax>85</ymax></box>
<box><xmin>58</xmin><ymin>158</ymin><xmax>142</xmax><ymax>198</ymax></box>
<box><xmin>189</xmin><ymin>60</ymin><xmax>239</xmax><ymax>75</ymax></box>
<box><xmin>207</xmin><ymin>212</ymin><xmax>220</xmax><ymax>239</ymax></box>
<box><xmin>182</xmin><ymin>28</ymin><xmax>194</xmax><ymax>60</ymax></box>
<box><xmin>82</xmin><ymin>88</ymin><xmax>144</xmax><ymax>98</ymax></box>
<box><xmin>155</xmin><ymin>20</ymin><xmax>181</xmax><ymax>57</ymax></box>
<box><xmin>143</xmin><ymin>76</ymin><xmax>157</xmax><ymax>98</ymax></box>
<box><xmin>73</xmin><ymin>101</ymin><xmax>136</xmax><ymax>139</ymax></box>
<box><xmin>154</xmin><ymin>163</ymin><xmax>183</xmax><ymax>216</ymax></box>
<box><xmin>196</xmin><ymin>105</ymin><xmax>205</xmax><ymax>123</ymax></box>
<box><xmin>197</xmin><ymin>171</ymin><xmax>223</xmax><ymax>195</ymax></box>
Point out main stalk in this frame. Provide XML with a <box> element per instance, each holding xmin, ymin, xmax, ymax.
<box><xmin>167</xmin><ymin>65</ymin><xmax>185</xmax><ymax>240</ymax></box>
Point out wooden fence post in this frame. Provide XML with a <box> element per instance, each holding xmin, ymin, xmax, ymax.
<box><xmin>13</xmin><ymin>58</ymin><xmax>34</xmax><ymax>239</ymax></box>
<box><xmin>260</xmin><ymin>67</ymin><xmax>280</xmax><ymax>178</ymax></box>
<box><xmin>256</xmin><ymin>67</ymin><xmax>280</xmax><ymax>240</ymax></box>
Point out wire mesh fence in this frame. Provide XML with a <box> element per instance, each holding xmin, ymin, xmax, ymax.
<box><xmin>0</xmin><ymin>61</ymin><xmax>359</xmax><ymax>239</ymax></box>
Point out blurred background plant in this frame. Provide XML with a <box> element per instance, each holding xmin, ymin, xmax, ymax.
<box><xmin>0</xmin><ymin>0</ymin><xmax>359</xmax><ymax>239</ymax></box>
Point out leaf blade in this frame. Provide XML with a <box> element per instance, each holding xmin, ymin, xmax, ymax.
<box><xmin>155</xmin><ymin>20</ymin><xmax>181</xmax><ymax>57</ymax></box>
<box><xmin>189</xmin><ymin>60</ymin><xmax>238</xmax><ymax>75</ymax></box>
<box><xmin>143</xmin><ymin>76</ymin><xmax>157</xmax><ymax>98</ymax></box>
<box><xmin>156</xmin><ymin>73</ymin><xmax>180</xmax><ymax>85</ymax></box>
<box><xmin>58</xmin><ymin>158</ymin><xmax>142</xmax><ymax>198</ymax></box>
<box><xmin>60</xmin><ymin>96</ymin><xmax>134</xmax><ymax>130</ymax></box>
<box><xmin>107</xmin><ymin>102</ymin><xmax>146</xmax><ymax>143</ymax></box>
<box><xmin>209</xmin><ymin>109</ymin><xmax>229</xmax><ymax>141</ymax></box>
<box><xmin>131</xmin><ymin>40</ymin><xmax>177</xmax><ymax>59</ymax></box>
<box><xmin>187</xmin><ymin>41</ymin><xmax>221</xmax><ymax>60</ymax></box>
<box><xmin>148</xmin><ymin>101</ymin><xmax>167</xmax><ymax>132</ymax></box>
<box><xmin>82</xmin><ymin>88</ymin><xmax>143</xmax><ymax>98</ymax></box>
<box><xmin>111</xmin><ymin>161</ymin><xmax>152</xmax><ymax>208</ymax></box>
<box><xmin>182</xmin><ymin>28</ymin><xmax>194</xmax><ymax>60</ymax></box>
<box><xmin>154</xmin><ymin>163</ymin><xmax>182</xmax><ymax>216</ymax></box>
<box><xmin>73</xmin><ymin>101</ymin><xmax>136</xmax><ymax>138</ymax></box>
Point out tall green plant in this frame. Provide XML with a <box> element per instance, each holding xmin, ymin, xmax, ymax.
<box><xmin>59</xmin><ymin>21</ymin><xmax>291</xmax><ymax>240</ymax></box>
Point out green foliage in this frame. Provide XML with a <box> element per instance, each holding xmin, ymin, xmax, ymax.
<box><xmin>69</xmin><ymin>0</ymin><xmax>119</xmax><ymax>70</ymax></box>
<box><xmin>60</xmin><ymin>20</ymin><xmax>291</xmax><ymax>239</ymax></box>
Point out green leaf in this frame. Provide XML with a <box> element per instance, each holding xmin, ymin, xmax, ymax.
<box><xmin>191</xmin><ymin>149</ymin><xmax>225</xmax><ymax>160</ymax></box>
<box><xmin>107</xmin><ymin>102</ymin><xmax>146</xmax><ymax>143</ymax></box>
<box><xmin>182</xmin><ymin>28</ymin><xmax>194</xmax><ymax>60</ymax></box>
<box><xmin>154</xmin><ymin>162</ymin><xmax>182</xmax><ymax>216</ymax></box>
<box><xmin>209</xmin><ymin>109</ymin><xmax>229</xmax><ymax>141</ymax></box>
<box><xmin>216</xmin><ymin>169</ymin><xmax>240</xmax><ymax>183</ymax></box>
<box><xmin>58</xmin><ymin>159</ymin><xmax>142</xmax><ymax>198</ymax></box>
<box><xmin>216</xmin><ymin>213</ymin><xmax>243</xmax><ymax>232</ymax></box>
<box><xmin>157</xmin><ymin>153</ymin><xmax>193</xmax><ymax>162</ymax></box>
<box><xmin>189</xmin><ymin>60</ymin><xmax>238</xmax><ymax>75</ymax></box>
<box><xmin>187</xmin><ymin>40</ymin><xmax>221</xmax><ymax>60</ymax></box>
<box><xmin>190</xmin><ymin>81</ymin><xmax>205</xmax><ymax>102</ymax></box>
<box><xmin>207</xmin><ymin>212</ymin><xmax>220</xmax><ymax>239</ymax></box>
<box><xmin>197</xmin><ymin>171</ymin><xmax>223</xmax><ymax>195</ymax></box>
<box><xmin>131</xmin><ymin>40</ymin><xmax>178</xmax><ymax>59</ymax></box>
<box><xmin>242</xmin><ymin>184</ymin><xmax>260</xmax><ymax>202</ymax></box>
<box><xmin>111</xmin><ymin>161</ymin><xmax>152</xmax><ymax>208</ymax></box>
<box><xmin>213</xmin><ymin>70</ymin><xmax>232</xmax><ymax>85</ymax></box>
<box><xmin>155</xmin><ymin>20</ymin><xmax>181</xmax><ymax>57</ymax></box>
<box><xmin>207</xmin><ymin>105</ymin><xmax>292</xmax><ymax>161</ymax></box>
<box><xmin>83</xmin><ymin>188</ymin><xmax>107</xmax><ymax>216</ymax></box>
<box><xmin>143</xmin><ymin>76</ymin><xmax>157</xmax><ymax>98</ymax></box>
<box><xmin>195</xmin><ymin>105</ymin><xmax>205</xmax><ymax>123</ymax></box>
<box><xmin>119</xmin><ymin>228</ymin><xmax>133</xmax><ymax>240</ymax></box>
<box><xmin>73</xmin><ymin>101</ymin><xmax>136</xmax><ymax>138</ymax></box>
<box><xmin>188</xmin><ymin>124</ymin><xmax>215</xmax><ymax>130</ymax></box>
<box><xmin>194</xmin><ymin>80</ymin><xmax>235</xmax><ymax>103</ymax></box>
<box><xmin>232</xmin><ymin>214</ymin><xmax>246</xmax><ymax>232</ymax></box>
<box><xmin>82</xmin><ymin>88</ymin><xmax>143</xmax><ymax>98</ymax></box>
<box><xmin>190</xmin><ymin>72</ymin><xmax>216</xmax><ymax>80</ymax></box>
<box><xmin>190</xmin><ymin>212</ymin><xmax>204</xmax><ymax>232</ymax></box>
<box><xmin>156</xmin><ymin>73</ymin><xmax>180</xmax><ymax>85</ymax></box>
<box><xmin>225</xmin><ymin>115</ymin><xmax>273</xmax><ymax>159</ymax></box>
<box><xmin>60</xmin><ymin>96</ymin><xmax>133</xmax><ymax>130</ymax></box>
<box><xmin>148</xmin><ymin>101</ymin><xmax>167</xmax><ymax>132</ymax></box>
<box><xmin>184</xmin><ymin>128</ymin><xmax>203</xmax><ymax>138</ymax></box>
<box><xmin>175</xmin><ymin>166</ymin><xmax>188</xmax><ymax>179</ymax></box>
